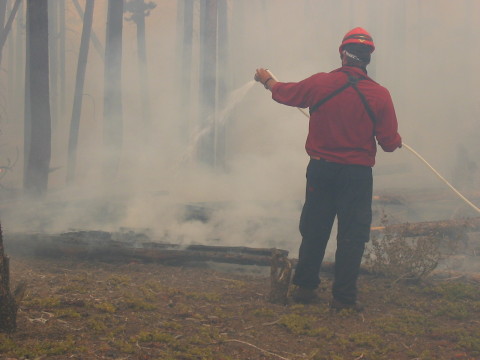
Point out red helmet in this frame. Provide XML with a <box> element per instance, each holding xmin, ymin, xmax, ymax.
<box><xmin>339</xmin><ymin>27</ymin><xmax>375</xmax><ymax>53</ymax></box>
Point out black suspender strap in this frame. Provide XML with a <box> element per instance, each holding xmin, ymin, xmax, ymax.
<box><xmin>309</xmin><ymin>79</ymin><xmax>355</xmax><ymax>115</ymax></box>
<box><xmin>349</xmin><ymin>79</ymin><xmax>377</xmax><ymax>125</ymax></box>
<box><xmin>309</xmin><ymin>72</ymin><xmax>377</xmax><ymax>125</ymax></box>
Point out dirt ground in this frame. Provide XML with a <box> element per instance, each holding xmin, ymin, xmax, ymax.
<box><xmin>0</xmin><ymin>253</ymin><xmax>479</xmax><ymax>360</ymax></box>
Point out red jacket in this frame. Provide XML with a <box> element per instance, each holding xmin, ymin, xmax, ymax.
<box><xmin>271</xmin><ymin>66</ymin><xmax>402</xmax><ymax>167</ymax></box>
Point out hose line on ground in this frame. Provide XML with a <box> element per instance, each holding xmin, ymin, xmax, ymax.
<box><xmin>265</xmin><ymin>70</ymin><xmax>480</xmax><ymax>215</ymax></box>
<box><xmin>401</xmin><ymin>143</ymin><xmax>480</xmax><ymax>214</ymax></box>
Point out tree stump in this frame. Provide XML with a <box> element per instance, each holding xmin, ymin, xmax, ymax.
<box><xmin>0</xmin><ymin>222</ymin><xmax>25</xmax><ymax>333</ymax></box>
<box><xmin>268</xmin><ymin>249</ymin><xmax>293</xmax><ymax>304</ymax></box>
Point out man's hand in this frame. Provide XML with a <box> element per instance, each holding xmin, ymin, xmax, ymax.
<box><xmin>254</xmin><ymin>68</ymin><xmax>277</xmax><ymax>90</ymax></box>
<box><xmin>254</xmin><ymin>68</ymin><xmax>270</xmax><ymax>83</ymax></box>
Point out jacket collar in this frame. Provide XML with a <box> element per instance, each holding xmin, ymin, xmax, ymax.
<box><xmin>333</xmin><ymin>66</ymin><xmax>371</xmax><ymax>80</ymax></box>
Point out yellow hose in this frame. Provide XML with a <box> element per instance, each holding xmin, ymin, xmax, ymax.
<box><xmin>401</xmin><ymin>143</ymin><xmax>480</xmax><ymax>214</ymax></box>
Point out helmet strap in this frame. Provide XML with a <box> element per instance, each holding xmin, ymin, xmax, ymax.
<box><xmin>342</xmin><ymin>50</ymin><xmax>368</xmax><ymax>71</ymax></box>
<box><xmin>343</xmin><ymin>50</ymin><xmax>361</xmax><ymax>62</ymax></box>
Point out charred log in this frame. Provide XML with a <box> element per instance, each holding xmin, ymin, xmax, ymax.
<box><xmin>4</xmin><ymin>231</ymin><xmax>289</xmax><ymax>267</ymax></box>
<box><xmin>370</xmin><ymin>217</ymin><xmax>480</xmax><ymax>238</ymax></box>
<box><xmin>5</xmin><ymin>231</ymin><xmax>291</xmax><ymax>302</ymax></box>
<box><xmin>427</xmin><ymin>269</ymin><xmax>480</xmax><ymax>283</ymax></box>
<box><xmin>375</xmin><ymin>189</ymin><xmax>480</xmax><ymax>204</ymax></box>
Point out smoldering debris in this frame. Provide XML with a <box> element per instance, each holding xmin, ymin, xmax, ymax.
<box><xmin>3</xmin><ymin>229</ymin><xmax>290</xmax><ymax>269</ymax></box>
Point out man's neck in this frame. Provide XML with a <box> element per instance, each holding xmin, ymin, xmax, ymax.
<box><xmin>343</xmin><ymin>63</ymin><xmax>367</xmax><ymax>74</ymax></box>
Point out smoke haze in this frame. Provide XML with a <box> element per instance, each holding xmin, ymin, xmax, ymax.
<box><xmin>0</xmin><ymin>0</ymin><xmax>479</xmax><ymax>258</ymax></box>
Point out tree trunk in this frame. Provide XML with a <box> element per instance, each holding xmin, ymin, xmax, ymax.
<box><xmin>135</xmin><ymin>0</ymin><xmax>151</xmax><ymax>139</ymax></box>
<box><xmin>230</xmin><ymin>0</ymin><xmax>245</xmax><ymax>90</ymax></box>
<box><xmin>216</xmin><ymin>0</ymin><xmax>228</xmax><ymax>170</ymax></box>
<box><xmin>0</xmin><ymin>222</ymin><xmax>16</xmax><ymax>333</ymax></box>
<box><xmin>197</xmin><ymin>0</ymin><xmax>217</xmax><ymax>166</ymax></box>
<box><xmin>6</xmin><ymin>0</ymin><xmax>12</xmax><ymax>94</ymax></box>
<box><xmin>0</xmin><ymin>0</ymin><xmax>6</xmax><ymax>44</ymax></box>
<box><xmin>72</xmin><ymin>0</ymin><xmax>104</xmax><ymax>60</ymax></box>
<box><xmin>0</xmin><ymin>223</ymin><xmax>26</xmax><ymax>333</ymax></box>
<box><xmin>103</xmin><ymin>0</ymin><xmax>124</xmax><ymax>180</ymax></box>
<box><xmin>67</xmin><ymin>0</ymin><xmax>94</xmax><ymax>185</ymax></box>
<box><xmin>0</xmin><ymin>0</ymin><xmax>6</xmax><ymax>65</ymax></box>
<box><xmin>24</xmin><ymin>0</ymin><xmax>51</xmax><ymax>197</ymax></box>
<box><xmin>23</xmin><ymin>1</ymin><xmax>30</xmax><ymax>179</ymax></box>
<box><xmin>178</xmin><ymin>0</ymin><xmax>194</xmax><ymax>144</ymax></box>
<box><xmin>0</xmin><ymin>0</ymin><xmax>22</xmax><ymax>64</ymax></box>
<box><xmin>14</xmin><ymin>0</ymin><xmax>24</xmax><ymax>117</ymax></box>
<box><xmin>58</xmin><ymin>0</ymin><xmax>65</xmax><ymax>121</ymax></box>
<box><xmin>269</xmin><ymin>250</ymin><xmax>293</xmax><ymax>304</ymax></box>
<box><xmin>47</xmin><ymin>0</ymin><xmax>58</xmax><ymax>126</ymax></box>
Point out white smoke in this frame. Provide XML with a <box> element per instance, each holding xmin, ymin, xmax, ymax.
<box><xmin>0</xmin><ymin>0</ymin><xmax>479</xmax><ymax>263</ymax></box>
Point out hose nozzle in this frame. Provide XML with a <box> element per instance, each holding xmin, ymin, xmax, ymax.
<box><xmin>265</xmin><ymin>69</ymin><xmax>278</xmax><ymax>81</ymax></box>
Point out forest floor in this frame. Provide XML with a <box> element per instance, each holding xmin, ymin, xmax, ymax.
<box><xmin>1</xmin><ymin>253</ymin><xmax>480</xmax><ymax>360</ymax></box>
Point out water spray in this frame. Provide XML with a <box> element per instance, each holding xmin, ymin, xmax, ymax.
<box><xmin>172</xmin><ymin>80</ymin><xmax>256</xmax><ymax>173</ymax></box>
<box><xmin>263</xmin><ymin>70</ymin><xmax>480</xmax><ymax>215</ymax></box>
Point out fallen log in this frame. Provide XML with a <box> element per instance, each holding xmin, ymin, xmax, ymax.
<box><xmin>5</xmin><ymin>231</ymin><xmax>292</xmax><ymax>305</ymax></box>
<box><xmin>4</xmin><ymin>231</ymin><xmax>289</xmax><ymax>267</ymax></box>
<box><xmin>427</xmin><ymin>269</ymin><xmax>480</xmax><ymax>283</ymax></box>
<box><xmin>370</xmin><ymin>217</ymin><xmax>480</xmax><ymax>238</ymax></box>
<box><xmin>374</xmin><ymin>189</ymin><xmax>480</xmax><ymax>204</ymax></box>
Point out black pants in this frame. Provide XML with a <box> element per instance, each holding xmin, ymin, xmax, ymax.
<box><xmin>292</xmin><ymin>159</ymin><xmax>372</xmax><ymax>304</ymax></box>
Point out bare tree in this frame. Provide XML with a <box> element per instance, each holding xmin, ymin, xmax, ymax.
<box><xmin>125</xmin><ymin>0</ymin><xmax>156</xmax><ymax>139</ymax></box>
<box><xmin>15</xmin><ymin>0</ymin><xmax>24</xmax><ymax>96</ymax></box>
<box><xmin>177</xmin><ymin>0</ymin><xmax>194</xmax><ymax>144</ymax></box>
<box><xmin>72</xmin><ymin>0</ymin><xmax>104</xmax><ymax>60</ymax></box>
<box><xmin>24</xmin><ymin>0</ymin><xmax>51</xmax><ymax>197</ymax></box>
<box><xmin>198</xmin><ymin>0</ymin><xmax>217</xmax><ymax>166</ymax></box>
<box><xmin>58</xmin><ymin>0</ymin><xmax>65</xmax><ymax>120</ymax></box>
<box><xmin>67</xmin><ymin>0</ymin><xmax>94</xmax><ymax>185</ymax></box>
<box><xmin>216</xmin><ymin>0</ymin><xmax>228</xmax><ymax>169</ymax></box>
<box><xmin>47</xmin><ymin>0</ymin><xmax>58</xmax><ymax>126</ymax></box>
<box><xmin>0</xmin><ymin>1</ymin><xmax>6</xmax><ymax>35</ymax></box>
<box><xmin>103</xmin><ymin>0</ymin><xmax>124</xmax><ymax>180</ymax></box>
<box><xmin>23</xmin><ymin>0</ymin><xmax>30</xmax><ymax>178</ymax></box>
<box><xmin>0</xmin><ymin>0</ymin><xmax>22</xmax><ymax>64</ymax></box>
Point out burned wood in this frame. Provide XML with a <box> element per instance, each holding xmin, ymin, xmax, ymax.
<box><xmin>372</xmin><ymin>194</ymin><xmax>405</xmax><ymax>206</ymax></box>
<box><xmin>143</xmin><ymin>242</ymin><xmax>289</xmax><ymax>258</ymax></box>
<box><xmin>4</xmin><ymin>231</ymin><xmax>289</xmax><ymax>267</ymax></box>
<box><xmin>5</xmin><ymin>231</ymin><xmax>292</xmax><ymax>310</ymax></box>
<box><xmin>268</xmin><ymin>250</ymin><xmax>293</xmax><ymax>304</ymax></box>
<box><xmin>428</xmin><ymin>270</ymin><xmax>480</xmax><ymax>284</ymax></box>
<box><xmin>370</xmin><ymin>217</ymin><xmax>480</xmax><ymax>238</ymax></box>
<box><xmin>375</xmin><ymin>189</ymin><xmax>480</xmax><ymax>204</ymax></box>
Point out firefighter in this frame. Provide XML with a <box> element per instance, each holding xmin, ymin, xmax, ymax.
<box><xmin>254</xmin><ymin>27</ymin><xmax>402</xmax><ymax>311</ymax></box>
